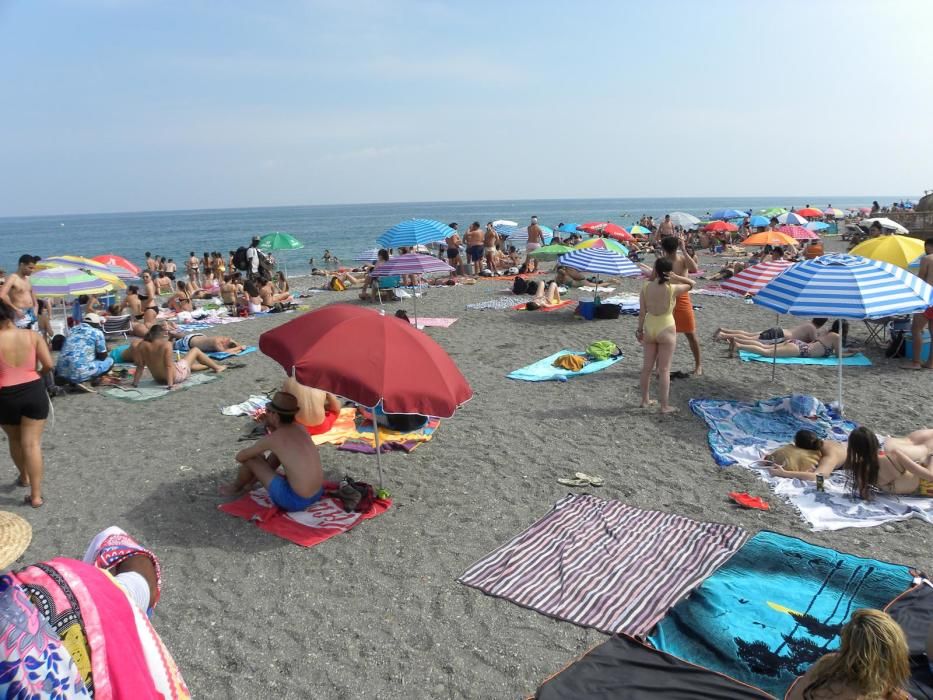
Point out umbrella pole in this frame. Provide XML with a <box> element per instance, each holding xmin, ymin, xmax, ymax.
<box><xmin>771</xmin><ymin>313</ymin><xmax>778</xmax><ymax>382</ymax></box>
<box><xmin>837</xmin><ymin>324</ymin><xmax>843</xmax><ymax>414</ymax></box>
<box><xmin>373</xmin><ymin>409</ymin><xmax>385</xmax><ymax>487</ymax></box>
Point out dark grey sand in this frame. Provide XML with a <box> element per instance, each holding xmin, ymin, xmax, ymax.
<box><xmin>7</xmin><ymin>239</ymin><xmax>932</xmax><ymax>699</ymax></box>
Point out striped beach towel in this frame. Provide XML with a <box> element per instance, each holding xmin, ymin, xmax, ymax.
<box><xmin>458</xmin><ymin>494</ymin><xmax>748</xmax><ymax>636</ymax></box>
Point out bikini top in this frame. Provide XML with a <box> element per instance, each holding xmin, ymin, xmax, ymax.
<box><xmin>0</xmin><ymin>337</ymin><xmax>40</xmax><ymax>388</ymax></box>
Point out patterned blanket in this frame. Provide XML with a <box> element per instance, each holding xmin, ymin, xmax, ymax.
<box><xmin>691</xmin><ymin>394</ymin><xmax>933</xmax><ymax>531</ymax></box>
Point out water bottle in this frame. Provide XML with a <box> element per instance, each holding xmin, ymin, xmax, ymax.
<box><xmin>816</xmin><ymin>474</ymin><xmax>824</xmax><ymax>492</ymax></box>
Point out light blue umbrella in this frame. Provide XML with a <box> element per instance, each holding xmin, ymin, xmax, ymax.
<box><xmin>378</xmin><ymin>219</ymin><xmax>454</xmax><ymax>248</ymax></box>
<box><xmin>806</xmin><ymin>221</ymin><xmax>830</xmax><ymax>232</ymax></box>
<box><xmin>778</xmin><ymin>212</ymin><xmax>808</xmax><ymax>226</ymax></box>
<box><xmin>755</xmin><ymin>253</ymin><xmax>933</xmax><ymax>411</ymax></box>
<box><xmin>558</xmin><ymin>222</ymin><xmax>580</xmax><ymax>234</ymax></box>
<box><xmin>558</xmin><ymin>247</ymin><xmax>641</xmax><ymax>300</ymax></box>
<box><xmin>710</xmin><ymin>208</ymin><xmax>747</xmax><ymax>220</ymax></box>
<box><xmin>749</xmin><ymin>215</ymin><xmax>771</xmax><ymax>228</ymax></box>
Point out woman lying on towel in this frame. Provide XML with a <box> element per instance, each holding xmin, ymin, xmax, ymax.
<box><xmin>0</xmin><ymin>518</ymin><xmax>190</xmax><ymax>699</ymax></box>
<box><xmin>726</xmin><ymin>321</ymin><xmax>851</xmax><ymax>359</ymax></box>
<box><xmin>785</xmin><ymin>608</ymin><xmax>910</xmax><ymax>700</ymax></box>
<box><xmin>525</xmin><ymin>281</ymin><xmax>562</xmax><ymax>310</ymax></box>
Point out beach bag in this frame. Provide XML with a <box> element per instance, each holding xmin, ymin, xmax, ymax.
<box><xmin>586</xmin><ymin>340</ymin><xmax>621</xmax><ymax>361</ymax></box>
<box><xmin>552</xmin><ymin>354</ymin><xmax>587</xmax><ymax>371</ymax></box>
<box><xmin>594</xmin><ymin>304</ymin><xmax>621</xmax><ymax>320</ymax></box>
<box><xmin>329</xmin><ymin>276</ymin><xmax>345</xmax><ymax>291</ymax></box>
<box><xmin>512</xmin><ymin>277</ymin><xmax>529</xmax><ymax>294</ymax></box>
<box><xmin>335</xmin><ymin>477</ymin><xmax>377</xmax><ymax>513</ymax></box>
<box><xmin>232</xmin><ymin>246</ymin><xmax>249</xmax><ymax>271</ymax></box>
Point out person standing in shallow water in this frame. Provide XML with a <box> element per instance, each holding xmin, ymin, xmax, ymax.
<box><xmin>660</xmin><ymin>236</ymin><xmax>703</xmax><ymax>375</ymax></box>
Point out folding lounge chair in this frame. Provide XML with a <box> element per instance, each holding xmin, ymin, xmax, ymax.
<box><xmin>374</xmin><ymin>275</ymin><xmax>402</xmax><ymax>304</ymax></box>
<box><xmin>103</xmin><ymin>314</ymin><xmax>132</xmax><ymax>340</ymax></box>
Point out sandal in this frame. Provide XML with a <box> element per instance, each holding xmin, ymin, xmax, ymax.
<box><xmin>575</xmin><ymin>472</ymin><xmax>604</xmax><ymax>487</ymax></box>
<box><xmin>557</xmin><ymin>477</ymin><xmax>590</xmax><ymax>487</ymax></box>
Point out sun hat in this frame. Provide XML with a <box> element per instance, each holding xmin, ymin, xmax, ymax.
<box><xmin>0</xmin><ymin>511</ymin><xmax>32</xmax><ymax>570</ymax></box>
<box><xmin>267</xmin><ymin>391</ymin><xmax>299</xmax><ymax>416</ymax></box>
<box><xmin>84</xmin><ymin>313</ymin><xmax>104</xmax><ymax>325</ymax></box>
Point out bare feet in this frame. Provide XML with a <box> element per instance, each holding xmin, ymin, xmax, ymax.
<box><xmin>218</xmin><ymin>483</ymin><xmax>240</xmax><ymax>497</ymax></box>
<box><xmin>727</xmin><ymin>339</ymin><xmax>736</xmax><ymax>359</ymax></box>
<box><xmin>712</xmin><ymin>328</ymin><xmax>722</xmax><ymax>341</ymax></box>
<box><xmin>660</xmin><ymin>406</ymin><xmax>679</xmax><ymax>415</ymax></box>
<box><xmin>693</xmin><ymin>367</ymin><xmax>704</xmax><ymax>377</ymax></box>
<box><xmin>214</xmin><ymin>366</ymin><xmax>226</xmax><ymax>374</ymax></box>
<box><xmin>23</xmin><ymin>494</ymin><xmax>44</xmax><ymax>508</ymax></box>
<box><xmin>639</xmin><ymin>399</ymin><xmax>657</xmax><ymax>408</ymax></box>
<box><xmin>901</xmin><ymin>363</ymin><xmax>933</xmax><ymax>370</ymax></box>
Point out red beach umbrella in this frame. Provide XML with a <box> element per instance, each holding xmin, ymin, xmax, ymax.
<box><xmin>92</xmin><ymin>254</ymin><xmax>140</xmax><ymax>276</ymax></box>
<box><xmin>703</xmin><ymin>221</ymin><xmax>738</xmax><ymax>232</ymax></box>
<box><xmin>795</xmin><ymin>208</ymin><xmax>824</xmax><ymax>218</ymax></box>
<box><xmin>577</xmin><ymin>222</ymin><xmax>635</xmax><ymax>242</ymax></box>
<box><xmin>721</xmin><ymin>260</ymin><xmax>793</xmax><ymax>296</ymax></box>
<box><xmin>259</xmin><ymin>304</ymin><xmax>473</xmax><ymax>484</ymax></box>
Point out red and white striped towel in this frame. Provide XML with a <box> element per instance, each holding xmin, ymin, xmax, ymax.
<box><xmin>458</xmin><ymin>494</ymin><xmax>747</xmax><ymax>636</ymax></box>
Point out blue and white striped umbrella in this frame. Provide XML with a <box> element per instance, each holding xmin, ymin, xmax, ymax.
<box><xmin>754</xmin><ymin>254</ymin><xmax>933</xmax><ymax>319</ymax></box>
<box><xmin>558</xmin><ymin>248</ymin><xmax>641</xmax><ymax>277</ymax></box>
<box><xmin>353</xmin><ymin>248</ymin><xmax>380</xmax><ymax>263</ymax></box>
<box><xmin>378</xmin><ymin>219</ymin><xmax>454</xmax><ymax>248</ymax></box>
<box><xmin>504</xmin><ymin>225</ymin><xmax>554</xmax><ymax>246</ymax></box>
<box><xmin>806</xmin><ymin>221</ymin><xmax>830</xmax><ymax>232</ymax></box>
<box><xmin>778</xmin><ymin>212</ymin><xmax>808</xmax><ymax>226</ymax></box>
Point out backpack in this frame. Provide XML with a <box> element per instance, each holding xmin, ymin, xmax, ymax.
<box><xmin>232</xmin><ymin>247</ymin><xmax>249</xmax><ymax>271</ymax></box>
<box><xmin>586</xmin><ymin>340</ymin><xmax>622</xmax><ymax>361</ymax></box>
<box><xmin>335</xmin><ymin>477</ymin><xmax>377</xmax><ymax>513</ymax></box>
<box><xmin>594</xmin><ymin>304</ymin><xmax>621</xmax><ymax>320</ymax></box>
<box><xmin>329</xmin><ymin>276</ymin><xmax>346</xmax><ymax>291</ymax></box>
<box><xmin>512</xmin><ymin>277</ymin><xmax>529</xmax><ymax>294</ymax></box>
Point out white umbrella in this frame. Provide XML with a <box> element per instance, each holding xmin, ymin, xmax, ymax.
<box><xmin>860</xmin><ymin>217</ymin><xmax>909</xmax><ymax>234</ymax></box>
<box><xmin>668</xmin><ymin>212</ymin><xmax>701</xmax><ymax>229</ymax></box>
<box><xmin>491</xmin><ymin>219</ymin><xmax>518</xmax><ymax>228</ymax></box>
<box><xmin>777</xmin><ymin>212</ymin><xmax>808</xmax><ymax>226</ymax></box>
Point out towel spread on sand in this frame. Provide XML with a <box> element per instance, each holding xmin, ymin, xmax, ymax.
<box><xmin>693</xmin><ymin>287</ymin><xmax>741</xmax><ymax>298</ymax></box>
<box><xmin>738</xmin><ymin>350</ymin><xmax>872</xmax><ymax>366</ymax></box>
<box><xmin>338</xmin><ymin>417</ymin><xmax>440</xmax><ymax>453</ymax></box>
<box><xmin>409</xmin><ymin>317</ymin><xmax>457</xmax><ymax>328</ymax></box>
<box><xmin>459</xmin><ymin>494</ymin><xmax>748</xmax><ymax>637</ymax></box>
<box><xmin>206</xmin><ymin>346</ymin><xmax>257</xmax><ymax>360</ymax></box>
<box><xmin>221</xmin><ymin>395</ymin><xmax>270</xmax><ymax>416</ymax></box>
<box><xmin>219</xmin><ymin>482</ymin><xmax>391</xmax><ymax>547</ymax></box>
<box><xmin>465</xmin><ymin>297</ymin><xmax>522</xmax><ymax>311</ymax></box>
<box><xmin>691</xmin><ymin>394</ymin><xmax>933</xmax><ymax>531</ymax></box>
<box><xmin>511</xmin><ymin>299</ymin><xmax>575</xmax><ymax>312</ymax></box>
<box><xmin>885</xmin><ymin>582</ymin><xmax>933</xmax><ymax>700</ymax></box>
<box><xmin>507</xmin><ymin>349</ymin><xmax>622</xmax><ymax>382</ymax></box>
<box><xmin>310</xmin><ymin>407</ymin><xmax>358</xmax><ymax>445</ymax></box>
<box><xmin>648</xmin><ymin>531</ymin><xmax>914</xmax><ymax>699</ymax></box>
<box><xmin>579</xmin><ymin>286</ymin><xmax>616</xmax><ymax>293</ymax></box>
<box><xmin>101</xmin><ymin>372</ymin><xmax>219</xmax><ymax>401</ymax></box>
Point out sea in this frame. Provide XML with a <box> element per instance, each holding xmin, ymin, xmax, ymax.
<box><xmin>0</xmin><ymin>196</ymin><xmax>892</xmax><ymax>277</ymax></box>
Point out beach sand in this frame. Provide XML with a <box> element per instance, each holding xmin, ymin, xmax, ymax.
<box><xmin>7</xmin><ymin>239</ymin><xmax>932</xmax><ymax>699</ymax></box>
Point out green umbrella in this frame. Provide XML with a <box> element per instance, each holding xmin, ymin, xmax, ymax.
<box><xmin>759</xmin><ymin>207</ymin><xmax>787</xmax><ymax>217</ymax></box>
<box><xmin>528</xmin><ymin>243</ymin><xmax>574</xmax><ymax>261</ymax></box>
<box><xmin>257</xmin><ymin>232</ymin><xmax>304</xmax><ymax>276</ymax></box>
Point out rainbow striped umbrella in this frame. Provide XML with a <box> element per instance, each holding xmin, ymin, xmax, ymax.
<box><xmin>38</xmin><ymin>255</ymin><xmax>112</xmax><ymax>274</ymax></box>
<box><xmin>32</xmin><ymin>266</ymin><xmax>122</xmax><ymax>297</ymax></box>
<box><xmin>573</xmin><ymin>238</ymin><xmax>629</xmax><ymax>256</ymax></box>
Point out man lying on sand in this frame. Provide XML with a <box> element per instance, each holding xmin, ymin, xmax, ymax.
<box><xmin>769</xmin><ymin>428</ymin><xmax>933</xmax><ymax>498</ymax></box>
<box><xmin>282</xmin><ymin>376</ymin><xmax>342</xmax><ymax>434</ymax></box>
<box><xmin>220</xmin><ymin>391</ymin><xmax>325</xmax><ymax>511</ymax></box>
<box><xmin>726</xmin><ymin>321</ymin><xmax>851</xmax><ymax>360</ymax></box>
<box><xmin>172</xmin><ymin>332</ymin><xmax>245</xmax><ymax>355</ymax></box>
<box><xmin>714</xmin><ymin>318</ymin><xmax>827</xmax><ymax>345</ymax></box>
<box><xmin>132</xmin><ymin>324</ymin><xmax>225</xmax><ymax>390</ymax></box>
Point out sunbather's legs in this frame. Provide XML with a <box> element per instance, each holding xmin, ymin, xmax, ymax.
<box><xmin>182</xmin><ymin>347</ymin><xmax>225</xmax><ymax>373</ymax></box>
<box><xmin>714</xmin><ymin>328</ymin><xmax>763</xmax><ymax>341</ymax></box>
<box><xmin>729</xmin><ymin>339</ymin><xmax>800</xmax><ymax>358</ymax></box>
<box><xmin>220</xmin><ymin>454</ymin><xmax>278</xmax><ymax>495</ymax></box>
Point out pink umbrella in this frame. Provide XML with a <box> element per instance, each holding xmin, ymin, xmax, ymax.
<box><xmin>778</xmin><ymin>224</ymin><xmax>818</xmax><ymax>241</ymax></box>
<box><xmin>721</xmin><ymin>260</ymin><xmax>793</xmax><ymax>296</ymax></box>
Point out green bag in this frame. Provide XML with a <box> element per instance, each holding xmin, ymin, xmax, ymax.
<box><xmin>586</xmin><ymin>340</ymin><xmax>621</xmax><ymax>361</ymax></box>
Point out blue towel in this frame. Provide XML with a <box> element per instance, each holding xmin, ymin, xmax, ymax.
<box><xmin>649</xmin><ymin>531</ymin><xmax>913</xmax><ymax>699</ymax></box>
<box><xmin>738</xmin><ymin>350</ymin><xmax>872</xmax><ymax>366</ymax></box>
<box><xmin>507</xmin><ymin>349</ymin><xmax>622</xmax><ymax>382</ymax></box>
<box><xmin>207</xmin><ymin>346</ymin><xmax>257</xmax><ymax>360</ymax></box>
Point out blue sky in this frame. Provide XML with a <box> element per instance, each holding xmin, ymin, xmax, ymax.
<box><xmin>1</xmin><ymin>0</ymin><xmax>930</xmax><ymax>215</ymax></box>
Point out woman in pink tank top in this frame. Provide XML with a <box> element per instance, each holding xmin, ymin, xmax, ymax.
<box><xmin>0</xmin><ymin>302</ymin><xmax>54</xmax><ymax>507</ymax></box>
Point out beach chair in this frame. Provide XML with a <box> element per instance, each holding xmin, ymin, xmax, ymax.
<box><xmin>103</xmin><ymin>314</ymin><xmax>132</xmax><ymax>340</ymax></box>
<box><xmin>374</xmin><ymin>275</ymin><xmax>402</xmax><ymax>304</ymax></box>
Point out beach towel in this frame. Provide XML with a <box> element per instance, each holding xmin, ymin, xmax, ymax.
<box><xmin>310</xmin><ymin>407</ymin><xmax>358</xmax><ymax>445</ymax></box>
<box><xmin>507</xmin><ymin>349</ymin><xmax>622</xmax><ymax>382</ymax></box>
<box><xmin>512</xmin><ymin>299</ymin><xmax>575</xmax><ymax>312</ymax></box>
<box><xmin>579</xmin><ymin>286</ymin><xmax>616</xmax><ymax>293</ymax></box>
<box><xmin>885</xmin><ymin>582</ymin><xmax>933</xmax><ymax>699</ymax></box>
<box><xmin>535</xmin><ymin>634</ymin><xmax>771</xmax><ymax>700</ymax></box>
<box><xmin>458</xmin><ymin>494</ymin><xmax>748</xmax><ymax>637</ymax></box>
<box><xmin>648</xmin><ymin>531</ymin><xmax>914</xmax><ymax>699</ymax></box>
<box><xmin>100</xmin><ymin>371</ymin><xmax>219</xmax><ymax>401</ymax></box>
<box><xmin>409</xmin><ymin>317</ymin><xmax>457</xmax><ymax>328</ymax></box>
<box><xmin>465</xmin><ymin>296</ymin><xmax>523</xmax><ymax>311</ymax></box>
<box><xmin>206</xmin><ymin>345</ymin><xmax>257</xmax><ymax>360</ymax></box>
<box><xmin>221</xmin><ymin>394</ymin><xmax>270</xmax><ymax>416</ymax></box>
<box><xmin>738</xmin><ymin>350</ymin><xmax>872</xmax><ymax>366</ymax></box>
<box><xmin>690</xmin><ymin>394</ymin><xmax>933</xmax><ymax>530</ymax></box>
<box><xmin>219</xmin><ymin>482</ymin><xmax>391</xmax><ymax>547</ymax></box>
<box><xmin>338</xmin><ymin>416</ymin><xmax>440</xmax><ymax>452</ymax></box>
<box><xmin>693</xmin><ymin>287</ymin><xmax>741</xmax><ymax>298</ymax></box>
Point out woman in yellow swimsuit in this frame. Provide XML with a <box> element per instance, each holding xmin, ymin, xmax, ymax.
<box><xmin>637</xmin><ymin>258</ymin><xmax>695</xmax><ymax>413</ymax></box>
<box><xmin>845</xmin><ymin>427</ymin><xmax>933</xmax><ymax>499</ymax></box>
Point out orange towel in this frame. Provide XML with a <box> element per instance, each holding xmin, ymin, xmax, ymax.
<box><xmin>673</xmin><ymin>293</ymin><xmax>696</xmax><ymax>334</ymax></box>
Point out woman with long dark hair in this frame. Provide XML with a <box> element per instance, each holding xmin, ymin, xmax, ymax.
<box><xmin>845</xmin><ymin>426</ymin><xmax>933</xmax><ymax>500</ymax></box>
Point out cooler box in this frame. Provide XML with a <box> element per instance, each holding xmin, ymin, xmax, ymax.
<box><xmin>905</xmin><ymin>331</ymin><xmax>931</xmax><ymax>362</ymax></box>
<box><xmin>576</xmin><ymin>301</ymin><xmax>596</xmax><ymax>320</ymax></box>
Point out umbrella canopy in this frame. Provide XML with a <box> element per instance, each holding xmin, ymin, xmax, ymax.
<box><xmin>32</xmin><ymin>266</ymin><xmax>122</xmax><ymax>297</ymax></box>
<box><xmin>353</xmin><ymin>248</ymin><xmax>380</xmax><ymax>263</ymax></box>
<box><xmin>369</xmin><ymin>253</ymin><xmax>453</xmax><ymax>277</ymax></box>
<box><xmin>378</xmin><ymin>219</ymin><xmax>454</xmax><ymax>248</ymax></box>
<box><xmin>578</xmin><ymin>222</ymin><xmax>634</xmax><ymax>242</ymax></box>
<box><xmin>850</xmin><ymin>235</ymin><xmax>926</xmax><ymax>270</ymax></box>
<box><xmin>558</xmin><ymin>248</ymin><xmax>641</xmax><ymax>277</ymax></box>
<box><xmin>720</xmin><ymin>260</ymin><xmax>793</xmax><ymax>296</ymax></box>
<box><xmin>795</xmin><ymin>208</ymin><xmax>824</xmax><ymax>218</ymax></box>
<box><xmin>806</xmin><ymin>221</ymin><xmax>830</xmax><ymax>232</ymax></box>
<box><xmin>704</xmin><ymin>221</ymin><xmax>738</xmax><ymax>233</ymax></box>
<box><xmin>860</xmin><ymin>217</ymin><xmax>909</xmax><ymax>234</ymax></box>
<box><xmin>259</xmin><ymin>304</ymin><xmax>472</xmax><ymax>416</ymax></box>
<box><xmin>491</xmin><ymin>219</ymin><xmax>517</xmax><ymax>228</ymax></box>
<box><xmin>741</xmin><ymin>231</ymin><xmax>798</xmax><ymax>247</ymax></box>
<box><xmin>92</xmin><ymin>254</ymin><xmax>140</xmax><ymax>276</ymax></box>
<box><xmin>759</xmin><ymin>207</ymin><xmax>787</xmax><ymax>217</ymax></box>
<box><xmin>823</xmin><ymin>208</ymin><xmax>845</xmax><ymax>218</ymax></box>
<box><xmin>668</xmin><ymin>212</ymin><xmax>701</xmax><ymax>229</ymax></box>
<box><xmin>557</xmin><ymin>223</ymin><xmax>580</xmax><ymax>234</ymax></box>
<box><xmin>748</xmin><ymin>215</ymin><xmax>771</xmax><ymax>228</ymax></box>
<box><xmin>504</xmin><ymin>225</ymin><xmax>554</xmax><ymax>246</ymax></box>
<box><xmin>38</xmin><ymin>255</ymin><xmax>112</xmax><ymax>274</ymax></box>
<box><xmin>778</xmin><ymin>212</ymin><xmax>808</xmax><ymax>226</ymax></box>
<box><xmin>257</xmin><ymin>232</ymin><xmax>304</xmax><ymax>251</ymax></box>
<box><xmin>778</xmin><ymin>224</ymin><xmax>818</xmax><ymax>241</ymax></box>
<box><xmin>710</xmin><ymin>208</ymin><xmax>747</xmax><ymax>220</ymax></box>
<box><xmin>528</xmin><ymin>243</ymin><xmax>574</xmax><ymax>260</ymax></box>
<box><xmin>627</xmin><ymin>225</ymin><xmax>651</xmax><ymax>236</ymax></box>
<box><xmin>573</xmin><ymin>238</ymin><xmax>629</xmax><ymax>256</ymax></box>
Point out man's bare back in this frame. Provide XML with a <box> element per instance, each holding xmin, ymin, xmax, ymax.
<box><xmin>134</xmin><ymin>338</ymin><xmax>175</xmax><ymax>385</ymax></box>
<box><xmin>282</xmin><ymin>376</ymin><xmax>339</xmax><ymax>427</ymax></box>
<box><xmin>259</xmin><ymin>425</ymin><xmax>323</xmax><ymax>497</ymax></box>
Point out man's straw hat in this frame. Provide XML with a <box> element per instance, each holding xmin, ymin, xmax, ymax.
<box><xmin>0</xmin><ymin>511</ymin><xmax>32</xmax><ymax>570</ymax></box>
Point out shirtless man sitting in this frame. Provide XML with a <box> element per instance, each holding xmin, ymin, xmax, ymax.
<box><xmin>132</xmin><ymin>324</ymin><xmax>224</xmax><ymax>390</ymax></box>
<box><xmin>0</xmin><ymin>255</ymin><xmax>40</xmax><ymax>329</ymax></box>
<box><xmin>219</xmin><ymin>391</ymin><xmax>325</xmax><ymax>512</ymax></box>
<box><xmin>282</xmin><ymin>376</ymin><xmax>342</xmax><ymax>434</ymax></box>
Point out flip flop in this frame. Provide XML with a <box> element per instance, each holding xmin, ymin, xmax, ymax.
<box><xmin>557</xmin><ymin>477</ymin><xmax>590</xmax><ymax>487</ymax></box>
<box><xmin>575</xmin><ymin>472</ymin><xmax>605</xmax><ymax>487</ymax></box>
<box><xmin>729</xmin><ymin>491</ymin><xmax>769</xmax><ymax>511</ymax></box>
<box><xmin>224</xmin><ymin>362</ymin><xmax>247</xmax><ymax>370</ymax></box>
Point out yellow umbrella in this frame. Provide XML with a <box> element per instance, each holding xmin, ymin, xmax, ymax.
<box><xmin>850</xmin><ymin>235</ymin><xmax>925</xmax><ymax>270</ymax></box>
